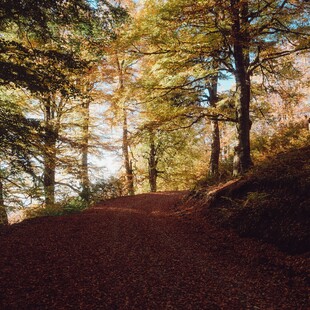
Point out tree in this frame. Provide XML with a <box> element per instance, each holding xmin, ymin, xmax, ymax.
<box><xmin>122</xmin><ymin>106</ymin><xmax>135</xmax><ymax>195</ymax></box>
<box><xmin>206</xmin><ymin>69</ymin><xmax>221</xmax><ymax>178</ymax></box>
<box><xmin>129</xmin><ymin>0</ymin><xmax>235</xmax><ymax>179</ymax></box>
<box><xmin>77</xmin><ymin>71</ymin><xmax>99</xmax><ymax>206</ymax></box>
<box><xmin>102</xmin><ymin>7</ymin><xmax>140</xmax><ymax>195</ymax></box>
<box><xmin>103</xmin><ymin>50</ymin><xmax>136</xmax><ymax>195</ymax></box>
<box><xmin>129</xmin><ymin>81</ymin><xmax>208</xmax><ymax>192</ymax></box>
<box><xmin>0</xmin><ymin>173</ymin><xmax>8</xmax><ymax>225</ymax></box>
<box><xmin>133</xmin><ymin>124</ymin><xmax>207</xmax><ymax>192</ymax></box>
<box><xmin>80</xmin><ymin>95</ymin><xmax>91</xmax><ymax>204</ymax></box>
<box><xmin>134</xmin><ymin>0</ymin><xmax>310</xmax><ymax>175</ymax></box>
<box><xmin>147</xmin><ymin>129</ymin><xmax>158</xmax><ymax>192</ymax></box>
<box><xmin>0</xmin><ymin>0</ymin><xmax>127</xmax><ymax>212</ymax></box>
<box><xmin>42</xmin><ymin>94</ymin><xmax>59</xmax><ymax>206</ymax></box>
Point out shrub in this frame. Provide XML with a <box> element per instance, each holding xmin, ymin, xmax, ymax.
<box><xmin>25</xmin><ymin>197</ymin><xmax>88</xmax><ymax>219</ymax></box>
<box><xmin>90</xmin><ymin>177</ymin><xmax>124</xmax><ymax>204</ymax></box>
<box><xmin>251</xmin><ymin>123</ymin><xmax>310</xmax><ymax>162</ymax></box>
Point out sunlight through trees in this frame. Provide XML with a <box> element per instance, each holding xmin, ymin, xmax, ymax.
<box><xmin>0</xmin><ymin>0</ymin><xmax>309</xmax><ymax>221</ymax></box>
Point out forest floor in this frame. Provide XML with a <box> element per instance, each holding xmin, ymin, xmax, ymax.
<box><xmin>0</xmin><ymin>190</ymin><xmax>309</xmax><ymax>309</ymax></box>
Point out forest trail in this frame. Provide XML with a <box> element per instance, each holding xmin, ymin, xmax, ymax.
<box><xmin>0</xmin><ymin>191</ymin><xmax>308</xmax><ymax>309</ymax></box>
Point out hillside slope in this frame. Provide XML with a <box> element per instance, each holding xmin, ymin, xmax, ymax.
<box><xmin>191</xmin><ymin>145</ymin><xmax>310</xmax><ymax>254</ymax></box>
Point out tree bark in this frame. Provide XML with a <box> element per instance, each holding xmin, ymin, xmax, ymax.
<box><xmin>207</xmin><ymin>71</ymin><xmax>220</xmax><ymax>178</ymax></box>
<box><xmin>209</xmin><ymin>119</ymin><xmax>220</xmax><ymax>177</ymax></box>
<box><xmin>0</xmin><ymin>177</ymin><xmax>8</xmax><ymax>225</ymax></box>
<box><xmin>116</xmin><ymin>54</ymin><xmax>134</xmax><ymax>196</ymax></box>
<box><xmin>80</xmin><ymin>99</ymin><xmax>90</xmax><ymax>205</ymax></box>
<box><xmin>231</xmin><ymin>0</ymin><xmax>253</xmax><ymax>175</ymax></box>
<box><xmin>148</xmin><ymin>131</ymin><xmax>158</xmax><ymax>192</ymax></box>
<box><xmin>43</xmin><ymin>97</ymin><xmax>58</xmax><ymax>206</ymax></box>
<box><xmin>122</xmin><ymin>109</ymin><xmax>134</xmax><ymax>196</ymax></box>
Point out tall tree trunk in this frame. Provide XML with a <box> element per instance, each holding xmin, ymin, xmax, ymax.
<box><xmin>148</xmin><ymin>131</ymin><xmax>158</xmax><ymax>192</ymax></box>
<box><xmin>122</xmin><ymin>109</ymin><xmax>134</xmax><ymax>195</ymax></box>
<box><xmin>231</xmin><ymin>0</ymin><xmax>253</xmax><ymax>175</ymax></box>
<box><xmin>116</xmin><ymin>54</ymin><xmax>134</xmax><ymax>196</ymax></box>
<box><xmin>43</xmin><ymin>98</ymin><xmax>57</xmax><ymax>206</ymax></box>
<box><xmin>80</xmin><ymin>100</ymin><xmax>90</xmax><ymax>205</ymax></box>
<box><xmin>207</xmin><ymin>71</ymin><xmax>220</xmax><ymax>178</ymax></box>
<box><xmin>0</xmin><ymin>177</ymin><xmax>8</xmax><ymax>225</ymax></box>
<box><xmin>209</xmin><ymin>119</ymin><xmax>220</xmax><ymax>177</ymax></box>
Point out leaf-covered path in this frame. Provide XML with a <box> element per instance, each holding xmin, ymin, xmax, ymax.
<box><xmin>0</xmin><ymin>192</ymin><xmax>308</xmax><ymax>309</ymax></box>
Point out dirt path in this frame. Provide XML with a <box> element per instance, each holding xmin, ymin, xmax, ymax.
<box><xmin>0</xmin><ymin>192</ymin><xmax>308</xmax><ymax>309</ymax></box>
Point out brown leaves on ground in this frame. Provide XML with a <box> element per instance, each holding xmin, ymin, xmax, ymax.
<box><xmin>0</xmin><ymin>191</ymin><xmax>309</xmax><ymax>309</ymax></box>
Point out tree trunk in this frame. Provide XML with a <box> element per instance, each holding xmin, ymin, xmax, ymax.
<box><xmin>43</xmin><ymin>99</ymin><xmax>57</xmax><ymax>206</ymax></box>
<box><xmin>0</xmin><ymin>177</ymin><xmax>8</xmax><ymax>225</ymax></box>
<box><xmin>148</xmin><ymin>131</ymin><xmax>158</xmax><ymax>192</ymax></box>
<box><xmin>231</xmin><ymin>0</ymin><xmax>253</xmax><ymax>175</ymax></box>
<box><xmin>80</xmin><ymin>100</ymin><xmax>90</xmax><ymax>205</ymax></box>
<box><xmin>116</xmin><ymin>54</ymin><xmax>134</xmax><ymax>196</ymax></box>
<box><xmin>209</xmin><ymin>119</ymin><xmax>220</xmax><ymax>177</ymax></box>
<box><xmin>122</xmin><ymin>109</ymin><xmax>134</xmax><ymax>196</ymax></box>
<box><xmin>207</xmin><ymin>71</ymin><xmax>220</xmax><ymax>178</ymax></box>
<box><xmin>43</xmin><ymin>129</ymin><xmax>57</xmax><ymax>206</ymax></box>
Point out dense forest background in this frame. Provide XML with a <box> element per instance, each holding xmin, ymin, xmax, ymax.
<box><xmin>0</xmin><ymin>0</ymin><xmax>309</xmax><ymax>224</ymax></box>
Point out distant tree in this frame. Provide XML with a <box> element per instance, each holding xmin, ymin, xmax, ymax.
<box><xmin>102</xmin><ymin>8</ymin><xmax>140</xmax><ymax>195</ymax></box>
<box><xmin>129</xmin><ymin>0</ymin><xmax>235</xmax><ymax>179</ymax></box>
<box><xmin>103</xmin><ymin>49</ymin><xmax>136</xmax><ymax>195</ymax></box>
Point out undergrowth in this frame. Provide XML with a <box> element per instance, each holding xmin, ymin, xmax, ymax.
<box><xmin>25</xmin><ymin>197</ymin><xmax>88</xmax><ymax>219</ymax></box>
<box><xmin>200</xmin><ymin>145</ymin><xmax>310</xmax><ymax>255</ymax></box>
